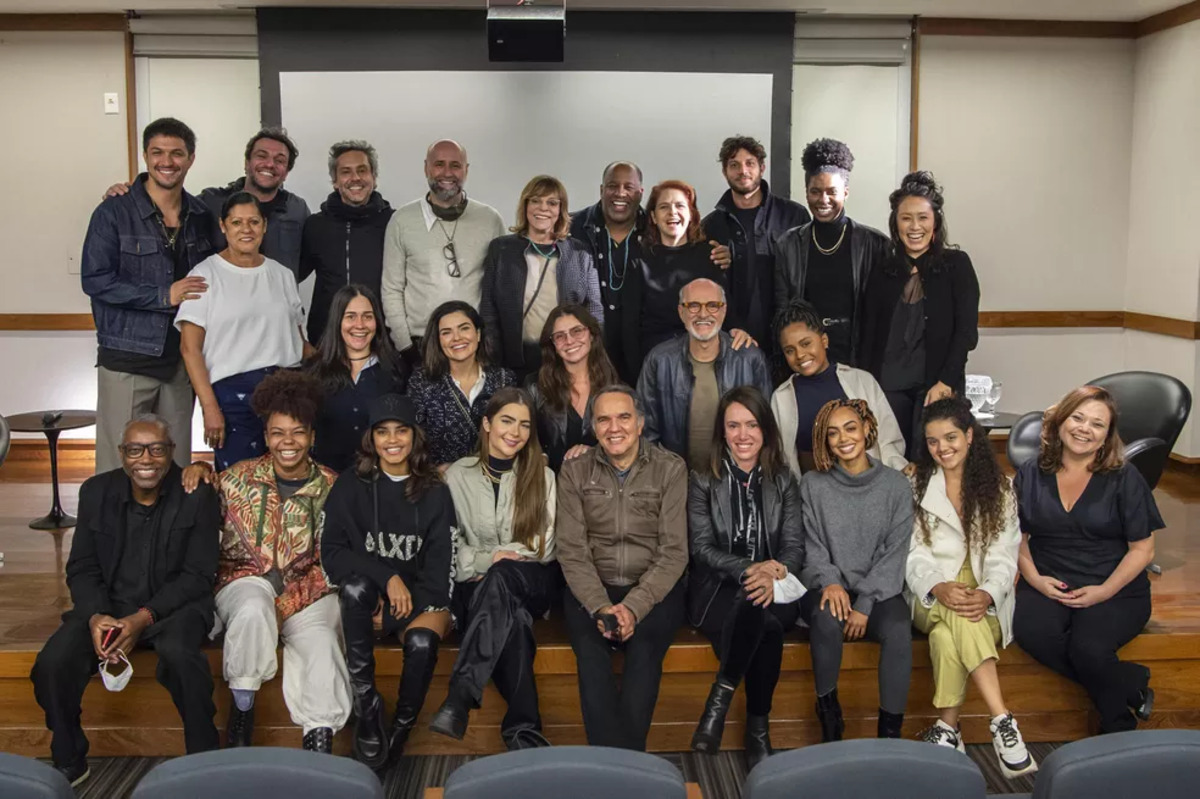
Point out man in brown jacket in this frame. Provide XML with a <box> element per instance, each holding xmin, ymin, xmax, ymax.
<box><xmin>556</xmin><ymin>384</ymin><xmax>688</xmax><ymax>750</ymax></box>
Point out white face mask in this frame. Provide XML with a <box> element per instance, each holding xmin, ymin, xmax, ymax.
<box><xmin>99</xmin><ymin>651</ymin><xmax>133</xmax><ymax>692</ymax></box>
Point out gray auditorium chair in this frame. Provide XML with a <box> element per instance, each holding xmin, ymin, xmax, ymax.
<box><xmin>129</xmin><ymin>748</ymin><xmax>383</xmax><ymax>799</ymax></box>
<box><xmin>1006</xmin><ymin>410</ymin><xmax>1043</xmax><ymax>470</ymax></box>
<box><xmin>0</xmin><ymin>752</ymin><xmax>74</xmax><ymax>799</ymax></box>
<box><xmin>1031</xmin><ymin>729</ymin><xmax>1200</xmax><ymax>799</ymax></box>
<box><xmin>744</xmin><ymin>738</ymin><xmax>987</xmax><ymax>799</ymax></box>
<box><xmin>443</xmin><ymin>746</ymin><xmax>688</xmax><ymax>799</ymax></box>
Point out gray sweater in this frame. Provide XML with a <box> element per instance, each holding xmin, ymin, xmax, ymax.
<box><xmin>799</xmin><ymin>457</ymin><xmax>913</xmax><ymax>616</ymax></box>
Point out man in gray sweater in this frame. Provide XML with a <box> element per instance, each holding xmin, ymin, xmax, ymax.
<box><xmin>381</xmin><ymin>139</ymin><xmax>506</xmax><ymax>362</ymax></box>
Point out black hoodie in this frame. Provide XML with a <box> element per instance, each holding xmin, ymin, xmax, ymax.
<box><xmin>299</xmin><ymin>191</ymin><xmax>395</xmax><ymax>344</ymax></box>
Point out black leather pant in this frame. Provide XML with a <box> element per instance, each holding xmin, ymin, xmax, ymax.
<box><xmin>447</xmin><ymin>560</ymin><xmax>559</xmax><ymax>735</ymax></box>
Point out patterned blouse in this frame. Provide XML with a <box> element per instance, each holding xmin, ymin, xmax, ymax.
<box><xmin>407</xmin><ymin>365</ymin><xmax>515</xmax><ymax>466</ymax></box>
<box><xmin>215</xmin><ymin>455</ymin><xmax>338</xmax><ymax>621</ymax></box>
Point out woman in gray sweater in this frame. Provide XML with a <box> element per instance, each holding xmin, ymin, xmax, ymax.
<box><xmin>799</xmin><ymin>398</ymin><xmax>914</xmax><ymax>741</ymax></box>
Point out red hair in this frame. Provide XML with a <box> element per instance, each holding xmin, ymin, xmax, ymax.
<box><xmin>643</xmin><ymin>180</ymin><xmax>706</xmax><ymax>246</ymax></box>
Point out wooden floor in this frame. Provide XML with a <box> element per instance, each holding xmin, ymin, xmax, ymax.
<box><xmin>1</xmin><ymin>458</ymin><xmax>1199</xmax><ymax>757</ymax></box>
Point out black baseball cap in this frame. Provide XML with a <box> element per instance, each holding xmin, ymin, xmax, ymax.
<box><xmin>367</xmin><ymin>394</ymin><xmax>417</xmax><ymax>429</ymax></box>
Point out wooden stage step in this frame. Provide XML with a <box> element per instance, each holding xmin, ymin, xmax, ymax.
<box><xmin>3</xmin><ymin>622</ymin><xmax>1199</xmax><ymax>757</ymax></box>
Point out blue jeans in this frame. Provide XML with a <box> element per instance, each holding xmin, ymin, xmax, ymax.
<box><xmin>211</xmin><ymin>367</ymin><xmax>276</xmax><ymax>471</ymax></box>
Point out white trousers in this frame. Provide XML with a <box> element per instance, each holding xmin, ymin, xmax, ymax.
<box><xmin>214</xmin><ymin>575</ymin><xmax>351</xmax><ymax>734</ymax></box>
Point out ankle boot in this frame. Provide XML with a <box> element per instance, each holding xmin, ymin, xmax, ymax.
<box><xmin>351</xmin><ymin>690</ymin><xmax>389</xmax><ymax>769</ymax></box>
<box><xmin>878</xmin><ymin>709</ymin><xmax>904</xmax><ymax>739</ymax></box>
<box><xmin>744</xmin><ymin>714</ymin><xmax>773</xmax><ymax>770</ymax></box>
<box><xmin>691</xmin><ymin>681</ymin><xmax>736</xmax><ymax>754</ymax></box>
<box><xmin>390</xmin><ymin>628</ymin><xmax>440</xmax><ymax>757</ymax></box>
<box><xmin>815</xmin><ymin>689</ymin><xmax>845</xmax><ymax>743</ymax></box>
<box><xmin>429</xmin><ymin>688</ymin><xmax>471</xmax><ymax>741</ymax></box>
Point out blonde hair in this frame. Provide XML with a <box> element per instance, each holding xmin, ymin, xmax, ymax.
<box><xmin>811</xmin><ymin>398</ymin><xmax>879</xmax><ymax>472</ymax></box>
<box><xmin>511</xmin><ymin>175</ymin><xmax>570</xmax><ymax>241</ymax></box>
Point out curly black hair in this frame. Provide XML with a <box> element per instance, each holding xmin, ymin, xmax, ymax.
<box><xmin>801</xmin><ymin>138</ymin><xmax>854</xmax><ymax>184</ymax></box>
<box><xmin>887</xmin><ymin>170</ymin><xmax>951</xmax><ymax>269</ymax></box>
<box><xmin>912</xmin><ymin>397</ymin><xmax>1011</xmax><ymax>554</ymax></box>
<box><xmin>773</xmin><ymin>298</ymin><xmax>826</xmax><ymax>341</ymax></box>
<box><xmin>249</xmin><ymin>369</ymin><xmax>323</xmax><ymax>429</ymax></box>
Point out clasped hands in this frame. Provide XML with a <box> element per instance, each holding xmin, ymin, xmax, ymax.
<box><xmin>931</xmin><ymin>581</ymin><xmax>994</xmax><ymax>622</ymax></box>
<box><xmin>742</xmin><ymin>559</ymin><xmax>787</xmax><ymax>608</ymax></box>
<box><xmin>89</xmin><ymin>609</ymin><xmax>153</xmax><ymax>664</ymax></box>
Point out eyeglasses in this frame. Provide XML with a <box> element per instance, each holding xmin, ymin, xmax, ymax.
<box><xmin>443</xmin><ymin>242</ymin><xmax>461</xmax><ymax>278</ymax></box>
<box><xmin>551</xmin><ymin>325</ymin><xmax>589</xmax><ymax>346</ymax></box>
<box><xmin>680</xmin><ymin>301</ymin><xmax>726</xmax><ymax>316</ymax></box>
<box><xmin>119</xmin><ymin>442</ymin><xmax>173</xmax><ymax>458</ymax></box>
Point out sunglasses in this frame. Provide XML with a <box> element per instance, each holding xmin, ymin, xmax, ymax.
<box><xmin>443</xmin><ymin>242</ymin><xmax>462</xmax><ymax>278</ymax></box>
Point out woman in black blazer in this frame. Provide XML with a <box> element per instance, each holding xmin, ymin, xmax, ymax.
<box><xmin>860</xmin><ymin>171</ymin><xmax>979</xmax><ymax>460</ymax></box>
<box><xmin>479</xmin><ymin>175</ymin><xmax>603</xmax><ymax>384</ymax></box>
<box><xmin>688</xmin><ymin>386</ymin><xmax>805</xmax><ymax>768</ymax></box>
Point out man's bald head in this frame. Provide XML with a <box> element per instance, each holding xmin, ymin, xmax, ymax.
<box><xmin>425</xmin><ymin>139</ymin><xmax>469</xmax><ymax>204</ymax></box>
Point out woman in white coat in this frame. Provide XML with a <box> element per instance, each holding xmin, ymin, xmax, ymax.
<box><xmin>906</xmin><ymin>397</ymin><xmax>1036</xmax><ymax>779</ymax></box>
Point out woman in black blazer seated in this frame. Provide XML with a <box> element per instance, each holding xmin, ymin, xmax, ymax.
<box><xmin>1013</xmin><ymin>385</ymin><xmax>1161</xmax><ymax>733</ymax></box>
<box><xmin>688</xmin><ymin>386</ymin><xmax>804</xmax><ymax>768</ymax></box>
<box><xmin>860</xmin><ymin>171</ymin><xmax>979</xmax><ymax>460</ymax></box>
<box><xmin>480</xmin><ymin>175</ymin><xmax>603</xmax><ymax>384</ymax></box>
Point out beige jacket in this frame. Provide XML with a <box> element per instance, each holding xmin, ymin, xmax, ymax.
<box><xmin>771</xmin><ymin>363</ymin><xmax>908</xmax><ymax>478</ymax></box>
<box><xmin>904</xmin><ymin>468</ymin><xmax>1020</xmax><ymax>646</ymax></box>
<box><xmin>555</xmin><ymin>439</ymin><xmax>688</xmax><ymax>622</ymax></box>
<box><xmin>445</xmin><ymin>457</ymin><xmax>556</xmax><ymax>582</ymax></box>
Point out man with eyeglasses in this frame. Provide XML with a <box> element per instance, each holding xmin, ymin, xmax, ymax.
<box><xmin>30</xmin><ymin>415</ymin><xmax>220</xmax><ymax>787</ymax></box>
<box><xmin>636</xmin><ymin>278</ymin><xmax>772</xmax><ymax>471</ymax></box>
<box><xmin>381</xmin><ymin>139</ymin><xmax>505</xmax><ymax>367</ymax></box>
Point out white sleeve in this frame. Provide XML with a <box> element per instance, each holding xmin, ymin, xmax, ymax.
<box><xmin>173</xmin><ymin>262</ymin><xmax>211</xmax><ymax>330</ymax></box>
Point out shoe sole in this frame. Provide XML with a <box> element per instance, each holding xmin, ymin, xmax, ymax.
<box><xmin>1135</xmin><ymin>688</ymin><xmax>1155</xmax><ymax>721</ymax></box>
<box><xmin>429</xmin><ymin>717</ymin><xmax>467</xmax><ymax>741</ymax></box>
<box><xmin>70</xmin><ymin>767</ymin><xmax>91</xmax><ymax>788</ymax></box>
<box><xmin>999</xmin><ymin>757</ymin><xmax>1039</xmax><ymax>780</ymax></box>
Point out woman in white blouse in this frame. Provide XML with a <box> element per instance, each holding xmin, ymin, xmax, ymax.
<box><xmin>905</xmin><ymin>397</ymin><xmax>1035</xmax><ymax>779</ymax></box>
<box><xmin>177</xmin><ymin>191</ymin><xmax>309</xmax><ymax>470</ymax></box>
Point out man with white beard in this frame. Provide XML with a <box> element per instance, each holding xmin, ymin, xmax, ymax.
<box><xmin>636</xmin><ymin>278</ymin><xmax>772</xmax><ymax>471</ymax></box>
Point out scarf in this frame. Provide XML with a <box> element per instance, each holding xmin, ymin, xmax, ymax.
<box><xmin>724</xmin><ymin>452</ymin><xmax>764</xmax><ymax>562</ymax></box>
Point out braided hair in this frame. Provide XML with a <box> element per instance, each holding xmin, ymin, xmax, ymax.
<box><xmin>810</xmin><ymin>398</ymin><xmax>878</xmax><ymax>472</ymax></box>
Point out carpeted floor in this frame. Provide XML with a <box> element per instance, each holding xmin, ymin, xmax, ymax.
<box><xmin>69</xmin><ymin>743</ymin><xmax>1056</xmax><ymax>798</ymax></box>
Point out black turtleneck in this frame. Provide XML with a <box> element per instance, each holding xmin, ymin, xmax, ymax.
<box><xmin>484</xmin><ymin>454</ymin><xmax>514</xmax><ymax>502</ymax></box>
<box><xmin>792</xmin><ymin>362</ymin><xmax>849</xmax><ymax>465</ymax></box>
<box><xmin>804</xmin><ymin>215</ymin><xmax>855</xmax><ymax>365</ymax></box>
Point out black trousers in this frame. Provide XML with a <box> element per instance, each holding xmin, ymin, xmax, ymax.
<box><xmin>30</xmin><ymin>608</ymin><xmax>218</xmax><ymax>765</ymax></box>
<box><xmin>563</xmin><ymin>580</ymin><xmax>685</xmax><ymax>751</ymax></box>
<box><xmin>884</xmin><ymin>387</ymin><xmax>926</xmax><ymax>462</ymax></box>
<box><xmin>803</xmin><ymin>592</ymin><xmax>912</xmax><ymax>714</ymax></box>
<box><xmin>1013</xmin><ymin>580</ymin><xmax>1151</xmax><ymax>732</ymax></box>
<box><xmin>698</xmin><ymin>584</ymin><xmax>800</xmax><ymax>716</ymax></box>
<box><xmin>447</xmin><ymin>560</ymin><xmax>560</xmax><ymax>734</ymax></box>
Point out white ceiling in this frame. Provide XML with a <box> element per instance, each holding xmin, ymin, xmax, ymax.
<box><xmin>0</xmin><ymin>1</ymin><xmax>1184</xmax><ymax>23</ymax></box>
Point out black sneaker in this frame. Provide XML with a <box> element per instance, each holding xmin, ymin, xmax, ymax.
<box><xmin>303</xmin><ymin>726</ymin><xmax>334</xmax><ymax>754</ymax></box>
<box><xmin>226</xmin><ymin>704</ymin><xmax>254</xmax><ymax>748</ymax></box>
<box><xmin>55</xmin><ymin>758</ymin><xmax>90</xmax><ymax>788</ymax></box>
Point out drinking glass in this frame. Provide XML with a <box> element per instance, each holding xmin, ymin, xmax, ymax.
<box><xmin>986</xmin><ymin>380</ymin><xmax>1003</xmax><ymax>413</ymax></box>
<box><xmin>966</xmin><ymin>385</ymin><xmax>987</xmax><ymax>415</ymax></box>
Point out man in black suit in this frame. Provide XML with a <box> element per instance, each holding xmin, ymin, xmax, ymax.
<box><xmin>30</xmin><ymin>415</ymin><xmax>220</xmax><ymax>787</ymax></box>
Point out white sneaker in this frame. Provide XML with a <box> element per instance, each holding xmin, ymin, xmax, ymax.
<box><xmin>990</xmin><ymin>713</ymin><xmax>1038</xmax><ymax>779</ymax></box>
<box><xmin>918</xmin><ymin>719</ymin><xmax>965</xmax><ymax>753</ymax></box>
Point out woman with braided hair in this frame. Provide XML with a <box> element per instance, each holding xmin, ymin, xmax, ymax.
<box><xmin>799</xmin><ymin>397</ymin><xmax>913</xmax><ymax>742</ymax></box>
<box><xmin>906</xmin><ymin>397</ymin><xmax>1035</xmax><ymax>778</ymax></box>
<box><xmin>773</xmin><ymin>138</ymin><xmax>889</xmax><ymax>367</ymax></box>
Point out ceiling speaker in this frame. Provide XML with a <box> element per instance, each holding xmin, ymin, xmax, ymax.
<box><xmin>487</xmin><ymin>4</ymin><xmax>565</xmax><ymax>63</ymax></box>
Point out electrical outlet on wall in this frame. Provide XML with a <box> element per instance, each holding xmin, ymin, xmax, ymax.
<box><xmin>104</xmin><ymin>93</ymin><xmax>120</xmax><ymax>115</ymax></box>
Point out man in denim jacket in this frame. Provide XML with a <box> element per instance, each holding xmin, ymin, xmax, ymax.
<box><xmin>81</xmin><ymin>118</ymin><xmax>215</xmax><ymax>472</ymax></box>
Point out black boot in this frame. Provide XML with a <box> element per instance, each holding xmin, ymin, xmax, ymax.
<box><xmin>815</xmin><ymin>689</ymin><xmax>844</xmax><ymax>743</ymax></box>
<box><xmin>429</xmin><ymin>690</ymin><xmax>471</xmax><ymax>741</ymax></box>
<box><xmin>302</xmin><ymin>726</ymin><xmax>333</xmax><ymax>754</ymax></box>
<box><xmin>744</xmin><ymin>714</ymin><xmax>773</xmax><ymax>770</ymax></box>
<box><xmin>352</xmin><ymin>690</ymin><xmax>390</xmax><ymax>769</ymax></box>
<box><xmin>691</xmin><ymin>681</ymin><xmax>736</xmax><ymax>754</ymax></box>
<box><xmin>226</xmin><ymin>699</ymin><xmax>254</xmax><ymax>748</ymax></box>
<box><xmin>502</xmin><ymin>725</ymin><xmax>553</xmax><ymax>751</ymax></box>
<box><xmin>878</xmin><ymin>709</ymin><xmax>904</xmax><ymax>739</ymax></box>
<box><xmin>390</xmin><ymin>628</ymin><xmax>440</xmax><ymax>757</ymax></box>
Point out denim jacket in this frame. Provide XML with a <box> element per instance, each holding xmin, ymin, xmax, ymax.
<box><xmin>81</xmin><ymin>175</ymin><xmax>214</xmax><ymax>356</ymax></box>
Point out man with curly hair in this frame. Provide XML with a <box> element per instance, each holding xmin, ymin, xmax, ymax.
<box><xmin>773</xmin><ymin>138</ymin><xmax>889</xmax><ymax>367</ymax></box>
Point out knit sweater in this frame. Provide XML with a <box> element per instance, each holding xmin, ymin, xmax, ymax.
<box><xmin>406</xmin><ymin>365</ymin><xmax>516</xmax><ymax>466</ymax></box>
<box><xmin>799</xmin><ymin>456</ymin><xmax>913</xmax><ymax>616</ymax></box>
<box><xmin>380</xmin><ymin>197</ymin><xmax>507</xmax><ymax>351</ymax></box>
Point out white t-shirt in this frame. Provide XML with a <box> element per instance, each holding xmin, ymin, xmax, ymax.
<box><xmin>174</xmin><ymin>254</ymin><xmax>304</xmax><ymax>385</ymax></box>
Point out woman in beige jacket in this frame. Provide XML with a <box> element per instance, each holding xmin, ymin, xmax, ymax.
<box><xmin>429</xmin><ymin>387</ymin><xmax>558</xmax><ymax>749</ymax></box>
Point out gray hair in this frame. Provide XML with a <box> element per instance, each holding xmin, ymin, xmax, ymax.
<box><xmin>328</xmin><ymin>140</ymin><xmax>378</xmax><ymax>181</ymax></box>
<box><xmin>122</xmin><ymin>413</ymin><xmax>172</xmax><ymax>442</ymax></box>
<box><xmin>592</xmin><ymin>383</ymin><xmax>644</xmax><ymax>425</ymax></box>
<box><xmin>678</xmin><ymin>277</ymin><xmax>727</xmax><ymax>304</ymax></box>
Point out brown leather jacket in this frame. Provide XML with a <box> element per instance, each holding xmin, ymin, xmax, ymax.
<box><xmin>555</xmin><ymin>439</ymin><xmax>688</xmax><ymax>622</ymax></box>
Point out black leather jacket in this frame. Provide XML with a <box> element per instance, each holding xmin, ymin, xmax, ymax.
<box><xmin>525</xmin><ymin>379</ymin><xmax>596</xmax><ymax>472</ymax></box>
<box><xmin>687</xmin><ymin>466</ymin><xmax>805</xmax><ymax>626</ymax></box>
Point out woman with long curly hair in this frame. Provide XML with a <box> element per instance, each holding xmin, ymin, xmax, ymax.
<box><xmin>1013</xmin><ymin>385</ymin><xmax>1162</xmax><ymax>734</ymax></box>
<box><xmin>321</xmin><ymin>394</ymin><xmax>455</xmax><ymax>768</ymax></box>
<box><xmin>906</xmin><ymin>398</ymin><xmax>1035</xmax><ymax>778</ymax></box>
<box><xmin>799</xmin><ymin>398</ymin><xmax>913</xmax><ymax>742</ymax></box>
<box><xmin>859</xmin><ymin>171</ymin><xmax>980</xmax><ymax>459</ymax></box>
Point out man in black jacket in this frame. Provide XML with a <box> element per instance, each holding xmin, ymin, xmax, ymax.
<box><xmin>702</xmin><ymin>136</ymin><xmax>809</xmax><ymax>351</ymax></box>
<box><xmin>30</xmin><ymin>415</ymin><xmax>220</xmax><ymax>787</ymax></box>
<box><xmin>300</xmin><ymin>140</ymin><xmax>395</xmax><ymax>345</ymax></box>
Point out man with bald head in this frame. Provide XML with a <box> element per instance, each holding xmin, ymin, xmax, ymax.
<box><xmin>636</xmin><ymin>278</ymin><xmax>772</xmax><ymax>471</ymax></box>
<box><xmin>381</xmin><ymin>140</ymin><xmax>506</xmax><ymax>361</ymax></box>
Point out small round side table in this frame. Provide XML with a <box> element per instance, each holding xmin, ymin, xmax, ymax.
<box><xmin>3</xmin><ymin>410</ymin><xmax>97</xmax><ymax>530</ymax></box>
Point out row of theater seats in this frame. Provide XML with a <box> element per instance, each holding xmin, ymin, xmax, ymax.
<box><xmin>2</xmin><ymin>729</ymin><xmax>1197</xmax><ymax>799</ymax></box>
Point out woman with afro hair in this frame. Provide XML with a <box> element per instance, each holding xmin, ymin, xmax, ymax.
<box><xmin>860</xmin><ymin>171</ymin><xmax>980</xmax><ymax>460</ymax></box>
<box><xmin>905</xmin><ymin>397</ymin><xmax>1035</xmax><ymax>779</ymax></box>
<box><xmin>183</xmin><ymin>369</ymin><xmax>350</xmax><ymax>754</ymax></box>
<box><xmin>773</xmin><ymin>138</ymin><xmax>889</xmax><ymax>368</ymax></box>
